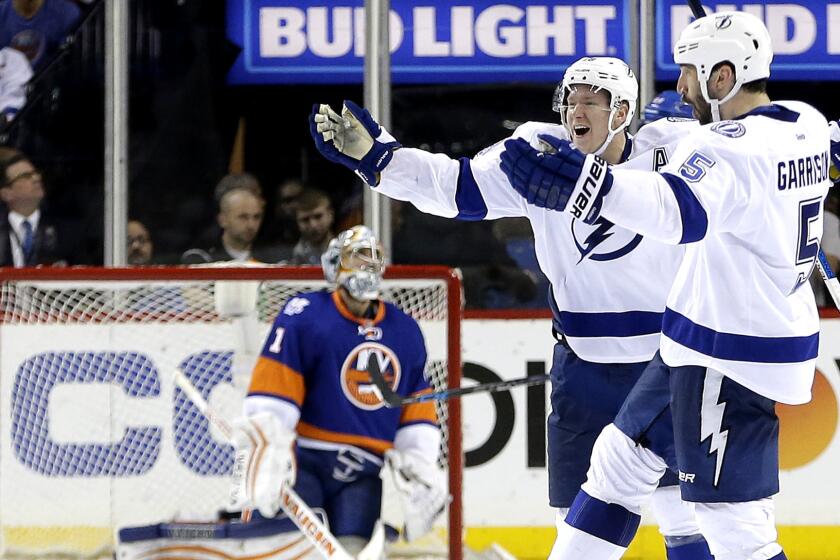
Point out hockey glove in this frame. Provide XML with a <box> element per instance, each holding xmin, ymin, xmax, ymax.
<box><xmin>830</xmin><ymin>120</ymin><xmax>840</xmax><ymax>184</ymax></box>
<box><xmin>385</xmin><ymin>449</ymin><xmax>449</xmax><ymax>542</ymax></box>
<box><xmin>228</xmin><ymin>413</ymin><xmax>296</xmax><ymax>518</ymax></box>
<box><xmin>500</xmin><ymin>134</ymin><xmax>613</xmax><ymax>224</ymax></box>
<box><xmin>309</xmin><ymin>100</ymin><xmax>401</xmax><ymax>186</ymax></box>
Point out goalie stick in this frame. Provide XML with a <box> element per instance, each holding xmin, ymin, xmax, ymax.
<box><xmin>366</xmin><ymin>356</ymin><xmax>549</xmax><ymax>408</ymax></box>
<box><xmin>172</xmin><ymin>368</ymin><xmax>384</xmax><ymax>560</ymax></box>
<box><xmin>684</xmin><ymin>0</ymin><xmax>840</xmax><ymax>310</ymax></box>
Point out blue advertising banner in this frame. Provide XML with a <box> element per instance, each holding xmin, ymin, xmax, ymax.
<box><xmin>226</xmin><ymin>0</ymin><xmax>631</xmax><ymax>84</ymax></box>
<box><xmin>657</xmin><ymin>1</ymin><xmax>840</xmax><ymax>81</ymax></box>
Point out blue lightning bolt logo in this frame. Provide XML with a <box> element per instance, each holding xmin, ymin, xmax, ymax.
<box><xmin>574</xmin><ymin>217</ymin><xmax>615</xmax><ymax>263</ymax></box>
<box><xmin>700</xmin><ymin>371</ymin><xmax>729</xmax><ymax>487</ymax></box>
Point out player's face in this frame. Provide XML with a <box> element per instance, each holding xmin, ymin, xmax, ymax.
<box><xmin>297</xmin><ymin>202</ymin><xmax>334</xmax><ymax>244</ymax></box>
<box><xmin>2</xmin><ymin>160</ymin><xmax>44</xmax><ymax>206</ymax></box>
<box><xmin>219</xmin><ymin>191</ymin><xmax>263</xmax><ymax>246</ymax></box>
<box><xmin>127</xmin><ymin>221</ymin><xmax>153</xmax><ymax>265</ymax></box>
<box><xmin>677</xmin><ymin>65</ymin><xmax>713</xmax><ymax>125</ymax></box>
<box><xmin>341</xmin><ymin>244</ymin><xmax>384</xmax><ymax>276</ymax></box>
<box><xmin>563</xmin><ymin>86</ymin><xmax>613</xmax><ymax>154</ymax></box>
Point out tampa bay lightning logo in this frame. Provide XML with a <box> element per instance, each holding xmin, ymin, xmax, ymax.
<box><xmin>711</xmin><ymin>121</ymin><xmax>746</xmax><ymax>138</ymax></box>
<box><xmin>571</xmin><ymin>217</ymin><xmax>643</xmax><ymax>263</ymax></box>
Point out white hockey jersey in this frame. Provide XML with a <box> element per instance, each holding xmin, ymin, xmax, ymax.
<box><xmin>605</xmin><ymin>102</ymin><xmax>830</xmax><ymax>404</ymax></box>
<box><xmin>378</xmin><ymin>117</ymin><xmax>699</xmax><ymax>363</ymax></box>
<box><xmin>0</xmin><ymin>47</ymin><xmax>32</xmax><ymax>120</ymax></box>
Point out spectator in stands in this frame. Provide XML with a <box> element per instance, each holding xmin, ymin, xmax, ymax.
<box><xmin>0</xmin><ymin>152</ymin><xmax>67</xmax><ymax>266</ymax></box>
<box><xmin>289</xmin><ymin>188</ymin><xmax>334</xmax><ymax>265</ymax></box>
<box><xmin>127</xmin><ymin>219</ymin><xmax>154</xmax><ymax>266</ymax></box>
<box><xmin>0</xmin><ymin>46</ymin><xmax>32</xmax><ymax>124</ymax></box>
<box><xmin>0</xmin><ymin>0</ymin><xmax>81</xmax><ymax>69</ymax></box>
<box><xmin>271</xmin><ymin>179</ymin><xmax>303</xmax><ymax>243</ymax></box>
<box><xmin>182</xmin><ymin>185</ymin><xmax>282</xmax><ymax>264</ymax></box>
<box><xmin>257</xmin><ymin>178</ymin><xmax>302</xmax><ymax>262</ymax></box>
<box><xmin>191</xmin><ymin>172</ymin><xmax>264</xmax><ymax>250</ymax></box>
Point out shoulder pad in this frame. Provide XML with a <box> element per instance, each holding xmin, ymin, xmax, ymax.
<box><xmin>513</xmin><ymin>121</ymin><xmax>569</xmax><ymax>145</ymax></box>
<box><xmin>633</xmin><ymin>118</ymin><xmax>699</xmax><ymax>153</ymax></box>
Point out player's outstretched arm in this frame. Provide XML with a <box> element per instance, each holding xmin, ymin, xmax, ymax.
<box><xmin>309</xmin><ymin>100</ymin><xmax>401</xmax><ymax>186</ymax></box>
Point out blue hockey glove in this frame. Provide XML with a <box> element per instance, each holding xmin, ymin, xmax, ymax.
<box><xmin>499</xmin><ymin>134</ymin><xmax>613</xmax><ymax>223</ymax></box>
<box><xmin>309</xmin><ymin>100</ymin><xmax>401</xmax><ymax>186</ymax></box>
<box><xmin>830</xmin><ymin>120</ymin><xmax>840</xmax><ymax>184</ymax></box>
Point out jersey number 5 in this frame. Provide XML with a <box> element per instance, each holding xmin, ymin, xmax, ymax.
<box><xmin>793</xmin><ymin>197</ymin><xmax>822</xmax><ymax>293</ymax></box>
<box><xmin>678</xmin><ymin>151</ymin><xmax>715</xmax><ymax>183</ymax></box>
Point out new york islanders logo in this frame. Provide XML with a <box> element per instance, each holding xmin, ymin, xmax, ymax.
<box><xmin>340</xmin><ymin>342</ymin><xmax>401</xmax><ymax>410</ymax></box>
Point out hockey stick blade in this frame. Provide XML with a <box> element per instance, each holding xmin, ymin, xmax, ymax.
<box><xmin>367</xmin><ymin>355</ymin><xmax>549</xmax><ymax>408</ymax></box>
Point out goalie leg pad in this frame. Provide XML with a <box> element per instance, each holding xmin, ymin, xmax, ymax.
<box><xmin>116</xmin><ymin>517</ymin><xmax>309</xmax><ymax>560</ymax></box>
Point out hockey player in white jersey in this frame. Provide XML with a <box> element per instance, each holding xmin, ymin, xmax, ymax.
<box><xmin>499</xmin><ymin>11</ymin><xmax>830</xmax><ymax>560</ymax></box>
<box><xmin>310</xmin><ymin>57</ymin><xmax>714</xmax><ymax>559</ymax></box>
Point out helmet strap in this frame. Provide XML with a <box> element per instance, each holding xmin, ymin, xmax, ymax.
<box><xmin>700</xmin><ymin>71</ymin><xmax>743</xmax><ymax>122</ymax></box>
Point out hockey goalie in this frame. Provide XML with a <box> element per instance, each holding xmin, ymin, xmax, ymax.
<box><xmin>117</xmin><ymin>225</ymin><xmax>448</xmax><ymax>559</ymax></box>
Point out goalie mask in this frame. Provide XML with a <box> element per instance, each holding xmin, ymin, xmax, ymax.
<box><xmin>321</xmin><ymin>225</ymin><xmax>386</xmax><ymax>301</ymax></box>
<box><xmin>552</xmin><ymin>57</ymin><xmax>638</xmax><ymax>156</ymax></box>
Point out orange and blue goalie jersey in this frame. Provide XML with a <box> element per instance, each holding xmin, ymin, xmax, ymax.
<box><xmin>246</xmin><ymin>290</ymin><xmax>437</xmax><ymax>456</ymax></box>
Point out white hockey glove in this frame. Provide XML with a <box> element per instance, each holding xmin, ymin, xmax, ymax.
<box><xmin>309</xmin><ymin>100</ymin><xmax>401</xmax><ymax>186</ymax></box>
<box><xmin>385</xmin><ymin>449</ymin><xmax>449</xmax><ymax>542</ymax></box>
<box><xmin>228</xmin><ymin>412</ymin><xmax>296</xmax><ymax>518</ymax></box>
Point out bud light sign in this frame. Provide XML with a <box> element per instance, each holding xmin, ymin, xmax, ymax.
<box><xmin>226</xmin><ymin>0</ymin><xmax>632</xmax><ymax>84</ymax></box>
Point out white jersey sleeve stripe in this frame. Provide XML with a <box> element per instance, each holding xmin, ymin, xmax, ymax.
<box><xmin>454</xmin><ymin>158</ymin><xmax>489</xmax><ymax>221</ymax></box>
<box><xmin>660</xmin><ymin>172</ymin><xmax>709</xmax><ymax>243</ymax></box>
<box><xmin>662</xmin><ymin>308</ymin><xmax>819</xmax><ymax>364</ymax></box>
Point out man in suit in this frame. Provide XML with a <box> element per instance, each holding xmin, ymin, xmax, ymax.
<box><xmin>0</xmin><ymin>152</ymin><xmax>65</xmax><ymax>266</ymax></box>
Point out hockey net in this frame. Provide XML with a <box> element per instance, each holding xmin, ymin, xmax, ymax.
<box><xmin>0</xmin><ymin>265</ymin><xmax>463</xmax><ymax>559</ymax></box>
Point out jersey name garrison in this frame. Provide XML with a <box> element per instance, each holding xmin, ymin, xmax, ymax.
<box><xmin>246</xmin><ymin>290</ymin><xmax>436</xmax><ymax>455</ymax></box>
<box><xmin>606</xmin><ymin>102</ymin><xmax>830</xmax><ymax>404</ymax></box>
<box><xmin>378</xmin><ymin>118</ymin><xmax>699</xmax><ymax>363</ymax></box>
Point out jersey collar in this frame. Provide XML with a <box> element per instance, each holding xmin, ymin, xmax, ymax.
<box><xmin>618</xmin><ymin>133</ymin><xmax>633</xmax><ymax>164</ymax></box>
<box><xmin>734</xmin><ymin>104</ymin><xmax>800</xmax><ymax>123</ymax></box>
<box><xmin>331</xmin><ymin>290</ymin><xmax>386</xmax><ymax>326</ymax></box>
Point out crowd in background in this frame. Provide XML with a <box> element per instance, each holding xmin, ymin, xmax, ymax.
<box><xmin>0</xmin><ymin>0</ymin><xmax>836</xmax><ymax>310</ymax></box>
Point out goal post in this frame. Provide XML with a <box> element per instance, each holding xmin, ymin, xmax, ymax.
<box><xmin>0</xmin><ymin>265</ymin><xmax>463</xmax><ymax>559</ymax></box>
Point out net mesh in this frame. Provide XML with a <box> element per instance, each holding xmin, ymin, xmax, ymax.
<box><xmin>0</xmin><ymin>269</ymin><xmax>460</xmax><ymax>559</ymax></box>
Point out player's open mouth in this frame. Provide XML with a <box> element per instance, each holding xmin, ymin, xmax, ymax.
<box><xmin>573</xmin><ymin>125</ymin><xmax>591</xmax><ymax>139</ymax></box>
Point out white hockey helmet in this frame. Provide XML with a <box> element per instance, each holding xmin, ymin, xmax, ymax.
<box><xmin>552</xmin><ymin>57</ymin><xmax>638</xmax><ymax>155</ymax></box>
<box><xmin>321</xmin><ymin>225</ymin><xmax>386</xmax><ymax>301</ymax></box>
<box><xmin>673</xmin><ymin>11</ymin><xmax>773</xmax><ymax>122</ymax></box>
